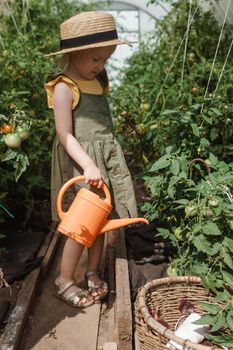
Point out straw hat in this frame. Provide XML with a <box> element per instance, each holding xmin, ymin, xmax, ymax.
<box><xmin>46</xmin><ymin>11</ymin><xmax>135</xmax><ymax>56</ymax></box>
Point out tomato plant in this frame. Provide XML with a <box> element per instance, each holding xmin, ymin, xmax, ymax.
<box><xmin>0</xmin><ymin>0</ymin><xmax>94</xmax><ymax>225</ymax></box>
<box><xmin>112</xmin><ymin>1</ymin><xmax>233</xmax><ymax>345</ymax></box>
<box><xmin>142</xmin><ymin>151</ymin><xmax>233</xmax><ymax>345</ymax></box>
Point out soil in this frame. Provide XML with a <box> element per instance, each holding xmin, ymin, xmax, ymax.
<box><xmin>0</xmin><ymin>199</ymin><xmax>51</xmax><ymax>337</ymax></box>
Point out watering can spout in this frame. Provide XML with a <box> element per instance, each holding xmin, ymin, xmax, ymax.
<box><xmin>99</xmin><ymin>217</ymin><xmax>149</xmax><ymax>234</ymax></box>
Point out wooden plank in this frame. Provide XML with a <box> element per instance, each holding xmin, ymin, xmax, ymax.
<box><xmin>97</xmin><ymin>231</ymin><xmax>117</xmax><ymax>349</ymax></box>
<box><xmin>0</xmin><ymin>224</ymin><xmax>60</xmax><ymax>350</ymax></box>
<box><xmin>115</xmin><ymin>228</ymin><xmax>132</xmax><ymax>350</ymax></box>
<box><xmin>103</xmin><ymin>342</ymin><xmax>118</xmax><ymax>350</ymax></box>
<box><xmin>98</xmin><ymin>228</ymin><xmax>132</xmax><ymax>349</ymax></box>
<box><xmin>0</xmin><ymin>268</ymin><xmax>40</xmax><ymax>350</ymax></box>
<box><xmin>40</xmin><ymin>231</ymin><xmax>61</xmax><ymax>279</ymax></box>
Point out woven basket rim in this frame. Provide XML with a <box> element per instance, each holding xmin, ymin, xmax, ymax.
<box><xmin>136</xmin><ymin>275</ymin><xmax>222</xmax><ymax>350</ymax></box>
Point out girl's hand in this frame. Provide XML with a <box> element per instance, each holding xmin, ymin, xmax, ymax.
<box><xmin>83</xmin><ymin>163</ymin><xmax>104</xmax><ymax>188</ymax></box>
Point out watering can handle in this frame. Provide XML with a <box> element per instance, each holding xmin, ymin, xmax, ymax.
<box><xmin>56</xmin><ymin>175</ymin><xmax>111</xmax><ymax>220</ymax></box>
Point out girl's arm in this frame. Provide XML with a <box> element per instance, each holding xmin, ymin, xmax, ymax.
<box><xmin>53</xmin><ymin>82</ymin><xmax>103</xmax><ymax>188</ymax></box>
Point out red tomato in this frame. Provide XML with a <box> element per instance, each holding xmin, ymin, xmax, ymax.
<box><xmin>0</xmin><ymin>124</ymin><xmax>12</xmax><ymax>134</ymax></box>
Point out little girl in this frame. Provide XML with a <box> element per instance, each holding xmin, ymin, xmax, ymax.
<box><xmin>45</xmin><ymin>11</ymin><xmax>138</xmax><ymax>308</ymax></box>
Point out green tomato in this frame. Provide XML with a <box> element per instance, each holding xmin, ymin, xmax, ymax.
<box><xmin>16</xmin><ymin>125</ymin><xmax>30</xmax><ymax>140</ymax></box>
<box><xmin>203</xmin><ymin>208</ymin><xmax>213</xmax><ymax>217</ymax></box>
<box><xmin>161</xmin><ymin>119</ymin><xmax>170</xmax><ymax>127</ymax></box>
<box><xmin>4</xmin><ymin>133</ymin><xmax>21</xmax><ymax>148</ymax></box>
<box><xmin>142</xmin><ymin>103</ymin><xmax>151</xmax><ymax>111</ymax></box>
<box><xmin>167</xmin><ymin>265</ymin><xmax>178</xmax><ymax>277</ymax></box>
<box><xmin>185</xmin><ymin>205</ymin><xmax>197</xmax><ymax>217</ymax></box>
<box><xmin>136</xmin><ymin>123</ymin><xmax>147</xmax><ymax>134</ymax></box>
<box><xmin>150</xmin><ymin>123</ymin><xmax>158</xmax><ymax>130</ymax></box>
<box><xmin>228</xmin><ymin>220</ymin><xmax>233</xmax><ymax>231</ymax></box>
<box><xmin>174</xmin><ymin>227</ymin><xmax>184</xmax><ymax>241</ymax></box>
<box><xmin>208</xmin><ymin>198</ymin><xmax>218</xmax><ymax>207</ymax></box>
<box><xmin>140</xmin><ymin>103</ymin><xmax>151</xmax><ymax>111</ymax></box>
<box><xmin>204</xmin><ymin>159</ymin><xmax>211</xmax><ymax>167</ymax></box>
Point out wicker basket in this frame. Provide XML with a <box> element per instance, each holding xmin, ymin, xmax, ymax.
<box><xmin>135</xmin><ymin>276</ymin><xmax>223</xmax><ymax>350</ymax></box>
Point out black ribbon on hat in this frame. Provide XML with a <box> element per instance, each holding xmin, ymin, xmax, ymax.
<box><xmin>60</xmin><ymin>30</ymin><xmax>118</xmax><ymax>49</ymax></box>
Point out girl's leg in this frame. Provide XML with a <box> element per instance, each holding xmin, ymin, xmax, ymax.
<box><xmin>87</xmin><ymin>234</ymin><xmax>104</xmax><ymax>272</ymax></box>
<box><xmin>86</xmin><ymin>234</ymin><xmax>108</xmax><ymax>300</ymax></box>
<box><xmin>58</xmin><ymin>237</ymin><xmax>84</xmax><ymax>282</ymax></box>
<box><xmin>55</xmin><ymin>238</ymin><xmax>93</xmax><ymax>305</ymax></box>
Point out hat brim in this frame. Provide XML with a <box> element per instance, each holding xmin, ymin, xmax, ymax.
<box><xmin>45</xmin><ymin>39</ymin><xmax>137</xmax><ymax>57</ymax></box>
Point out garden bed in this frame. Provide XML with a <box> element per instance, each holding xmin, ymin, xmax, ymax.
<box><xmin>0</xmin><ymin>223</ymin><xmax>60</xmax><ymax>349</ymax></box>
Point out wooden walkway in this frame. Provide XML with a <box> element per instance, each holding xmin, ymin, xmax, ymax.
<box><xmin>0</xmin><ymin>226</ymin><xmax>133</xmax><ymax>350</ymax></box>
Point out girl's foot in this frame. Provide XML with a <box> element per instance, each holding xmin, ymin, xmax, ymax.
<box><xmin>85</xmin><ymin>270</ymin><xmax>108</xmax><ymax>301</ymax></box>
<box><xmin>54</xmin><ymin>279</ymin><xmax>94</xmax><ymax>308</ymax></box>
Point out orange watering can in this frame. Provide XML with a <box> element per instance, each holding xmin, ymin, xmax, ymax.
<box><xmin>57</xmin><ymin>176</ymin><xmax>149</xmax><ymax>247</ymax></box>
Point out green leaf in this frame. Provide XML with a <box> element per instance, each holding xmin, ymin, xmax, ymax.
<box><xmin>211</xmin><ymin>107</ymin><xmax>222</xmax><ymax>116</ymax></box>
<box><xmin>210</xmin><ymin>314</ymin><xmax>226</xmax><ymax>332</ymax></box>
<box><xmin>193</xmin><ymin>314</ymin><xmax>214</xmax><ymax>326</ymax></box>
<box><xmin>214</xmin><ymin>289</ymin><xmax>231</xmax><ymax>302</ymax></box>
<box><xmin>202</xmin><ymin>222</ymin><xmax>221</xmax><ymax>236</ymax></box>
<box><xmin>226</xmin><ymin>309</ymin><xmax>233</xmax><ymax>331</ymax></box>
<box><xmin>190</xmin><ymin>262</ymin><xmax>208</xmax><ymax>275</ymax></box>
<box><xmin>210</xmin><ymin>128</ymin><xmax>218</xmax><ymax>141</ymax></box>
<box><xmin>193</xmin><ymin>235</ymin><xmax>212</xmax><ymax>254</ymax></box>
<box><xmin>202</xmin><ymin>115</ymin><xmax>213</xmax><ymax>124</ymax></box>
<box><xmin>199</xmin><ymin>302</ymin><xmax>221</xmax><ymax>315</ymax></box>
<box><xmin>192</xmin><ymin>223</ymin><xmax>202</xmax><ymax>234</ymax></box>
<box><xmin>223</xmin><ymin>237</ymin><xmax>233</xmax><ymax>253</ymax></box>
<box><xmin>167</xmin><ymin>186</ymin><xmax>175</xmax><ymax>198</ymax></box>
<box><xmin>211</xmin><ymin>242</ymin><xmax>221</xmax><ymax>255</ymax></box>
<box><xmin>157</xmin><ymin>228</ymin><xmax>171</xmax><ymax>239</ymax></box>
<box><xmin>1</xmin><ymin>149</ymin><xmax>18</xmax><ymax>162</ymax></box>
<box><xmin>222</xmin><ymin>271</ymin><xmax>233</xmax><ymax>289</ymax></box>
<box><xmin>223</xmin><ymin>251</ymin><xmax>233</xmax><ymax>270</ymax></box>
<box><xmin>206</xmin><ymin>333</ymin><xmax>233</xmax><ymax>347</ymax></box>
<box><xmin>201</xmin><ymin>275</ymin><xmax>222</xmax><ymax>293</ymax></box>
<box><xmin>161</xmin><ymin>109</ymin><xmax>177</xmax><ymax>116</ymax></box>
<box><xmin>165</xmin><ymin>146</ymin><xmax>173</xmax><ymax>154</ymax></box>
<box><xmin>170</xmin><ymin>160</ymin><xmax>180</xmax><ymax>175</ymax></box>
<box><xmin>168</xmin><ymin>176</ymin><xmax>180</xmax><ymax>188</ymax></box>
<box><xmin>191</xmin><ymin>123</ymin><xmax>200</xmax><ymax>136</ymax></box>
<box><xmin>150</xmin><ymin>159</ymin><xmax>171</xmax><ymax>171</ymax></box>
<box><xmin>209</xmin><ymin>153</ymin><xmax>219</xmax><ymax>165</ymax></box>
<box><xmin>174</xmin><ymin>199</ymin><xmax>189</xmax><ymax>205</ymax></box>
<box><xmin>140</xmin><ymin>202</ymin><xmax>152</xmax><ymax>212</ymax></box>
<box><xmin>14</xmin><ymin>153</ymin><xmax>29</xmax><ymax>181</ymax></box>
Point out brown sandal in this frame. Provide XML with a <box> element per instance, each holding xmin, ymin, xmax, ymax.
<box><xmin>54</xmin><ymin>280</ymin><xmax>94</xmax><ymax>308</ymax></box>
<box><xmin>85</xmin><ymin>270</ymin><xmax>108</xmax><ymax>302</ymax></box>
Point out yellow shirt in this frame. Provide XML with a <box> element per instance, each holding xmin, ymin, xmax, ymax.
<box><xmin>45</xmin><ymin>75</ymin><xmax>109</xmax><ymax>110</ymax></box>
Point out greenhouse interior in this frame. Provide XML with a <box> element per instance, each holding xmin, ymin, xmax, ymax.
<box><xmin>0</xmin><ymin>0</ymin><xmax>233</xmax><ymax>349</ymax></box>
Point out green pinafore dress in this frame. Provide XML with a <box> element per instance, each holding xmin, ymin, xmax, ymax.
<box><xmin>50</xmin><ymin>74</ymin><xmax>138</xmax><ymax>222</ymax></box>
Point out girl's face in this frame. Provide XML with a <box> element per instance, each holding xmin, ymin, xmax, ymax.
<box><xmin>69</xmin><ymin>46</ymin><xmax>116</xmax><ymax>80</ymax></box>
